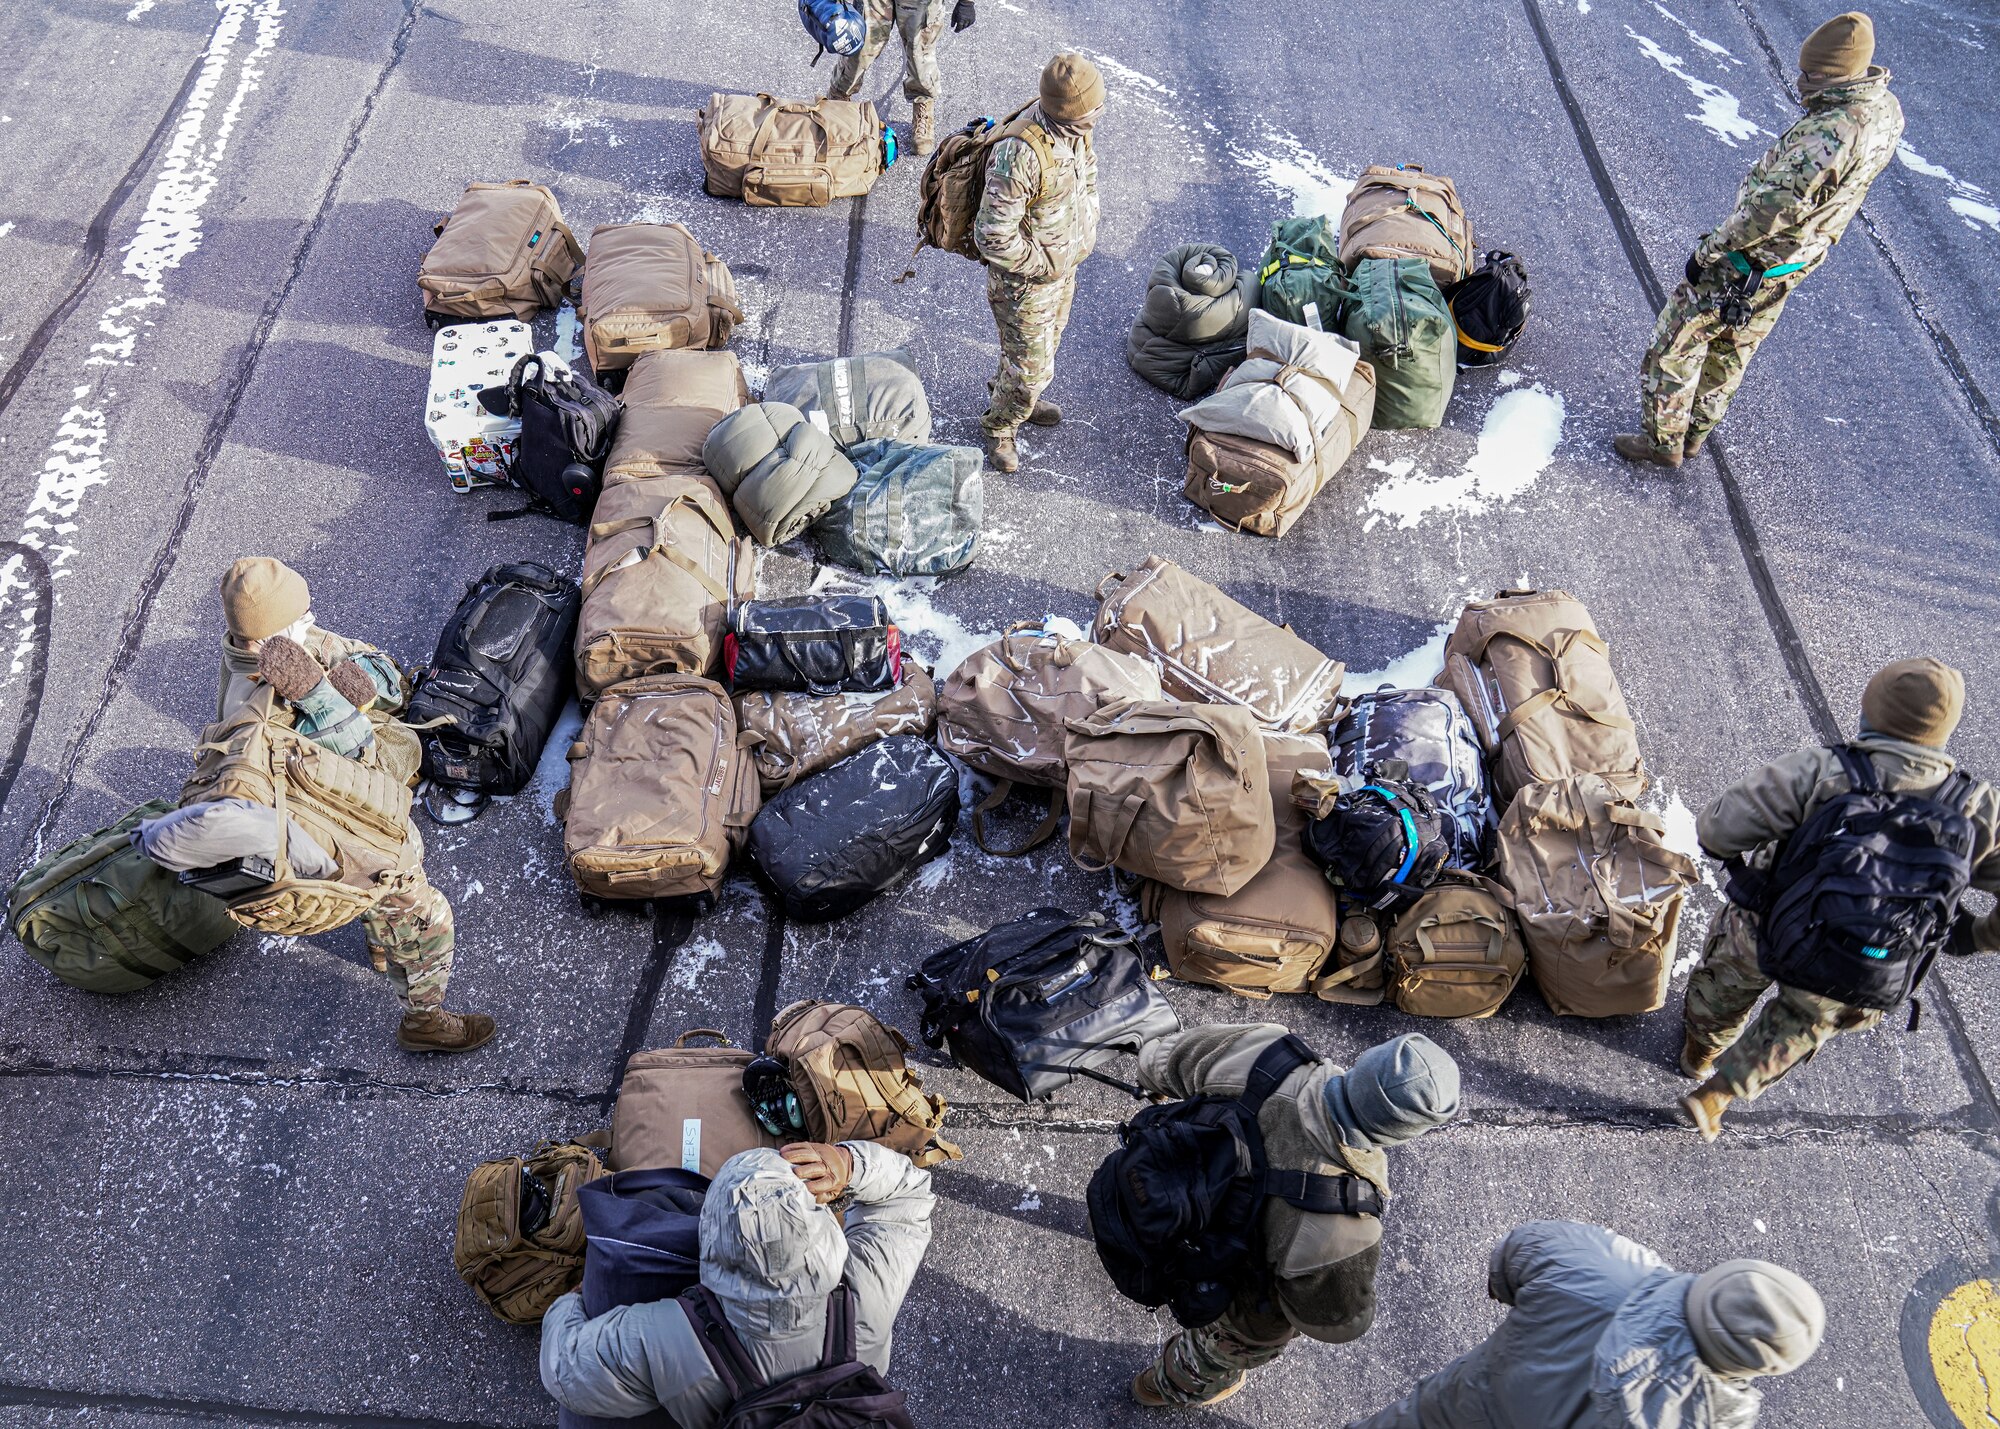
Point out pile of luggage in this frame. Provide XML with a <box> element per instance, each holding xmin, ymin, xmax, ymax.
<box><xmin>1125</xmin><ymin>164</ymin><xmax>1533</xmax><ymax>537</ymax></box>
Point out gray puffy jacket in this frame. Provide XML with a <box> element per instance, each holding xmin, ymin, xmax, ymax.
<box><xmin>1347</xmin><ymin>1221</ymin><xmax>1762</xmax><ymax>1429</ymax></box>
<box><xmin>539</xmin><ymin>1142</ymin><xmax>934</xmax><ymax>1428</ymax></box>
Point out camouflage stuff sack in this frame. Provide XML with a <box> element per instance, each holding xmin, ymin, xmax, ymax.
<box><xmin>580</xmin><ymin>222</ymin><xmax>742</xmax><ymax>373</ymax></box>
<box><xmin>734</xmin><ymin>658</ymin><xmax>938</xmax><ymax>794</ymax></box>
<box><xmin>418</xmin><ymin>180</ymin><xmax>582</xmax><ymax>324</ymax></box>
<box><xmin>454</xmin><ymin>1138</ymin><xmax>605</xmax><ymax>1325</ymax></box>
<box><xmin>814</xmin><ymin>438</ymin><xmax>982</xmax><ymax>577</ymax></box>
<box><xmin>767</xmin><ymin>999</ymin><xmax>962</xmax><ymax>1167</ymax></box>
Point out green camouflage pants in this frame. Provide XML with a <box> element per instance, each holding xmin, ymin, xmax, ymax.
<box><xmin>1639</xmin><ymin>270</ymin><xmax>1806</xmax><ymax>453</ymax></box>
<box><xmin>1682</xmin><ymin>904</ymin><xmax>1881</xmax><ymax>1099</ymax></box>
<box><xmin>1146</xmin><ymin>1294</ymin><xmax>1296</xmax><ymax>1406</ymax></box>
<box><xmin>828</xmin><ymin>0</ymin><xmax>944</xmax><ymax>103</ymax></box>
<box><xmin>359</xmin><ymin>873</ymin><xmax>454</xmax><ymax>1013</ymax></box>
<box><xmin>983</xmin><ymin>269</ymin><xmax>1076</xmax><ymax>436</ymax></box>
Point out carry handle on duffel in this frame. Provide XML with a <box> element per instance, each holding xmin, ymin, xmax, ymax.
<box><xmin>747</xmin><ymin>94</ymin><xmax>833</xmax><ymax>165</ymax></box>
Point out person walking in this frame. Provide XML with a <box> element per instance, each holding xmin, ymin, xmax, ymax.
<box><xmin>1616</xmin><ymin>11</ymin><xmax>1903</xmax><ymax>469</ymax></box>
<box><xmin>826</xmin><ymin>0</ymin><xmax>975</xmax><ymax>157</ymax></box>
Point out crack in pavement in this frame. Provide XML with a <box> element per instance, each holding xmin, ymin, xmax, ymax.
<box><xmin>0</xmin><ymin>1380</ymin><xmax>551</xmax><ymax>1429</ymax></box>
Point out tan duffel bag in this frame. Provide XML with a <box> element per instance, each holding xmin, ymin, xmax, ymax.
<box><xmin>419</xmin><ymin>180</ymin><xmax>582</xmax><ymax>323</ymax></box>
<box><xmin>1314</xmin><ymin>872</ymin><xmax>1526</xmax><ymax>1019</ymax></box>
<box><xmin>454</xmin><ymin>1137</ymin><xmax>604</xmax><ymax>1325</ymax></box>
<box><xmin>1338</xmin><ymin>164</ymin><xmax>1475</xmax><ymax>286</ymax></box>
<box><xmin>767</xmin><ymin>1000</ymin><xmax>961</xmax><ymax>1168</ymax></box>
<box><xmin>560</xmin><ymin>675</ymin><xmax>760</xmax><ymax>900</ymax></box>
<box><xmin>734</xmin><ymin>658</ymin><xmax>938</xmax><ymax>794</ymax></box>
<box><xmin>576</xmin><ymin>475</ymin><xmax>754</xmax><ymax>698</ymax></box>
<box><xmin>699</xmin><ymin>92</ymin><xmax>885</xmax><ymax>207</ymax></box>
<box><xmin>936</xmin><ymin>622</ymin><xmax>1163</xmax><ymax>855</ymax></box>
<box><xmin>1439</xmin><ymin>588</ymin><xmax>1646</xmax><ymax>803</ymax></box>
<box><xmin>580</xmin><ymin>222</ymin><xmax>742</xmax><ymax>372</ymax></box>
<box><xmin>1064</xmin><ymin>699</ymin><xmax>1273</xmax><ymax>896</ymax></box>
<box><xmin>611</xmin><ymin>1030</ymin><xmax>783</xmax><ymax>1175</ymax></box>
<box><xmin>603</xmin><ymin>349</ymin><xmax>750</xmax><ymax>486</ymax></box>
<box><xmin>1143</xmin><ymin>732</ymin><xmax>1338</xmax><ymax>998</ymax></box>
<box><xmin>1496</xmin><ymin>773</ymin><xmax>1697</xmax><ymax>1018</ymax></box>
<box><xmin>1095</xmin><ymin>555</ymin><xmax>1345</xmax><ymax>733</ymax></box>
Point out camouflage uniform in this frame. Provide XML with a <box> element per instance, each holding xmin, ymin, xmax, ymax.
<box><xmin>1639</xmin><ymin>68</ymin><xmax>1903</xmax><ymax>455</ymax></box>
<box><xmin>828</xmin><ymin>0</ymin><xmax>944</xmax><ymax>105</ymax></box>
<box><xmin>1152</xmin><ymin>1295</ymin><xmax>1295</xmax><ymax>1406</ymax></box>
<box><xmin>973</xmin><ymin>107</ymin><xmax>1100</xmax><ymax>437</ymax></box>
<box><xmin>359</xmin><ymin>865</ymin><xmax>455</xmax><ymax>1014</ymax></box>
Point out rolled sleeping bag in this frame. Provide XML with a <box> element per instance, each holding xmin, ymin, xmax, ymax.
<box><xmin>701</xmin><ymin>401</ymin><xmax>859</xmax><ymax>547</ymax></box>
<box><xmin>1126</xmin><ymin>243</ymin><xmax>1255</xmax><ymax>401</ymax></box>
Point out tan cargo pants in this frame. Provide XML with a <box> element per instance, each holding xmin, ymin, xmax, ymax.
<box><xmin>358</xmin><ymin>870</ymin><xmax>455</xmax><ymax>1014</ymax></box>
<box><xmin>828</xmin><ymin>0</ymin><xmax>945</xmax><ymax>104</ymax></box>
<box><xmin>1145</xmin><ymin>1294</ymin><xmax>1297</xmax><ymax>1405</ymax></box>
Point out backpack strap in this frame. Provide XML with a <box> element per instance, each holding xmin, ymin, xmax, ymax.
<box><xmin>1237</xmin><ymin>1033</ymin><xmax>1318</xmax><ymax>1117</ymax></box>
<box><xmin>679</xmin><ymin>1283</ymin><xmax>762</xmax><ymax>1399</ymax></box>
<box><xmin>819</xmin><ymin>1282</ymin><xmax>859</xmax><ymax>1369</ymax></box>
<box><xmin>1833</xmin><ymin>743</ymin><xmax>1879</xmax><ymax>795</ymax></box>
<box><xmin>1237</xmin><ymin>1035</ymin><xmax>1384</xmax><ymax>1217</ymax></box>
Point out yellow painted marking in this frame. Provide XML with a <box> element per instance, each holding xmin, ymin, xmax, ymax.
<box><xmin>1931</xmin><ymin>1278</ymin><xmax>2000</xmax><ymax>1427</ymax></box>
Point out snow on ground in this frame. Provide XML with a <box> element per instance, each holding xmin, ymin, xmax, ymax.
<box><xmin>1344</xmin><ymin>620</ymin><xmax>1454</xmax><ymax>693</ymax></box>
<box><xmin>531</xmin><ymin>699</ymin><xmax>585</xmax><ymax>826</ymax></box>
<box><xmin>1647</xmin><ymin>3</ymin><xmax>1739</xmax><ymax>63</ymax></box>
<box><xmin>1361</xmin><ymin>384</ymin><xmax>1567</xmax><ymax>531</ymax></box>
<box><xmin>1625</xmin><ymin>28</ymin><xmax>1764</xmax><ymax>146</ymax></box>
<box><xmin>1897</xmin><ymin>141</ymin><xmax>2000</xmax><ymax>237</ymax></box>
<box><xmin>1230</xmin><ymin>126</ymin><xmax>1353</xmax><ymax>219</ymax></box>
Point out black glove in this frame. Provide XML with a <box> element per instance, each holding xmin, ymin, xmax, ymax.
<box><xmin>1946</xmin><ymin>911</ymin><xmax>1979</xmax><ymax>957</ymax></box>
<box><xmin>951</xmin><ymin>0</ymin><xmax>975</xmax><ymax>30</ymax></box>
<box><xmin>1685</xmin><ymin>252</ymin><xmax>1706</xmax><ymax>285</ymax></box>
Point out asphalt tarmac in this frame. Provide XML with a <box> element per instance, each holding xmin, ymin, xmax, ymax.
<box><xmin>1</xmin><ymin>0</ymin><xmax>1997</xmax><ymax>1425</ymax></box>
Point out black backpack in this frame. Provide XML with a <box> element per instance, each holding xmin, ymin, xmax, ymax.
<box><xmin>407</xmin><ymin>563</ymin><xmax>580</xmax><ymax>812</ymax></box>
<box><xmin>1736</xmin><ymin>745</ymin><xmax>1978</xmax><ymax>1012</ymax></box>
<box><xmin>1300</xmin><ymin>770</ymin><xmax>1450</xmax><ymax>912</ymax></box>
<box><xmin>680</xmin><ymin>1282</ymin><xmax>915</xmax><ymax>1429</ymax></box>
<box><xmin>1087</xmin><ymin>1033</ymin><xmax>1385</xmax><ymax>1328</ymax></box>
<box><xmin>1445</xmin><ymin>251</ymin><xmax>1530</xmax><ymax>367</ymax></box>
<box><xmin>479</xmin><ymin>353</ymin><xmax>621</xmax><ymax>524</ymax></box>
<box><xmin>907</xmin><ymin>908</ymin><xmax>1180</xmax><ymax>1102</ymax></box>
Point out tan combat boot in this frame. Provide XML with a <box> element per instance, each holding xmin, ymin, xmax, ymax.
<box><xmin>911</xmin><ymin>98</ymin><xmax>936</xmax><ymax>156</ymax></box>
<box><xmin>1027</xmin><ymin>398</ymin><xmax>1062</xmax><ymax>426</ymax></box>
<box><xmin>1130</xmin><ymin>1362</ymin><xmax>1245</xmax><ymax>1409</ymax></box>
<box><xmin>398</xmin><ymin>1008</ymin><xmax>498</xmax><ymax>1054</ymax></box>
<box><xmin>1678</xmin><ymin>1032</ymin><xmax>1717</xmax><ymax>1080</ymax></box>
<box><xmin>1680</xmin><ymin>1077</ymin><xmax>1734</xmax><ymax>1142</ymax></box>
<box><xmin>1615</xmin><ymin>433</ymin><xmax>1683</xmax><ymax>469</ymax></box>
<box><xmin>983</xmin><ymin>431</ymin><xmax>1020</xmax><ymax>473</ymax></box>
<box><xmin>1682</xmin><ymin>430</ymin><xmax>1709</xmax><ymax>459</ymax></box>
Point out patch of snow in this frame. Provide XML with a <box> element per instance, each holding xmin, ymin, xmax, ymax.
<box><xmin>1949</xmin><ymin>195</ymin><xmax>2000</xmax><ymax>235</ymax></box>
<box><xmin>1231</xmin><ymin>126</ymin><xmax>1353</xmax><ymax>219</ymax></box>
<box><xmin>1360</xmin><ymin>385</ymin><xmax>1566</xmax><ymax>531</ymax></box>
<box><xmin>126</xmin><ymin>0</ymin><xmax>159</xmax><ymax>17</ymax></box>
<box><xmin>1497</xmin><ymin>369</ymin><xmax>1522</xmax><ymax>387</ymax></box>
<box><xmin>1345</xmin><ymin>620</ymin><xmax>1454</xmax><ymax>694</ymax></box>
<box><xmin>0</xmin><ymin>222</ymin><xmax>13</xmax><ymax>240</ymax></box>
<box><xmin>1626</xmin><ymin>29</ymin><xmax>1764</xmax><ymax>146</ymax></box>
<box><xmin>1649</xmin><ymin>3</ymin><xmax>1738</xmax><ymax>62</ymax></box>
<box><xmin>1895</xmin><ymin>142</ymin><xmax>1998</xmax><ymax>237</ymax></box>
<box><xmin>1014</xmin><ymin>1191</ymin><xmax>1042</xmax><ymax>1211</ymax></box>
<box><xmin>554</xmin><ymin>301</ymin><xmax>581</xmax><ymax>363</ymax></box>
<box><xmin>1896</xmin><ymin>143</ymin><xmax>1956</xmax><ymax>181</ymax></box>
<box><xmin>1085</xmin><ymin>54</ymin><xmax>1206</xmax><ymax>164</ymax></box>
<box><xmin>807</xmin><ymin>568</ymin><xmax>999</xmax><ymax>681</ymax></box>
<box><xmin>1576</xmin><ymin>0</ymin><xmax>1590</xmax><ymax>11</ymax></box>
<box><xmin>531</xmin><ymin>700</ymin><xmax>585</xmax><ymax>825</ymax></box>
<box><xmin>670</xmin><ymin>936</ymin><xmax>728</xmax><ymax>991</ymax></box>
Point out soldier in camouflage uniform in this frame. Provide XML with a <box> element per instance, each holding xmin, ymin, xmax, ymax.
<box><xmin>973</xmin><ymin>52</ymin><xmax>1102</xmax><ymax>475</ymax></box>
<box><xmin>826</xmin><ymin>0</ymin><xmax>973</xmax><ymax>156</ymax></box>
<box><xmin>1617</xmin><ymin>12</ymin><xmax>1903</xmax><ymax>469</ymax></box>
<box><xmin>215</xmin><ymin>558</ymin><xmax>495</xmax><ymax>1054</ymax></box>
<box><xmin>1680</xmin><ymin>659</ymin><xmax>2000</xmax><ymax>1139</ymax></box>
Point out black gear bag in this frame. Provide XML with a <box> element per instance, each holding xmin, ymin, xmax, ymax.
<box><xmin>680</xmin><ymin>1281</ymin><xmax>915</xmax><ymax>1429</ymax></box>
<box><xmin>480</xmin><ymin>354</ymin><xmax>622</xmax><ymax>524</ymax></box>
<box><xmin>1445</xmin><ymin>251</ymin><xmax>1530</xmax><ymax>367</ymax></box>
<box><xmin>1333</xmin><ymin>688</ymin><xmax>1494</xmax><ymax>869</ymax></box>
<box><xmin>1087</xmin><ymin>1033</ymin><xmax>1386</xmax><ymax>1328</ymax></box>
<box><xmin>724</xmin><ymin>595</ymin><xmax>900</xmax><ymax>695</ymax></box>
<box><xmin>1301</xmin><ymin>769</ymin><xmax>1451</xmax><ymax>912</ymax></box>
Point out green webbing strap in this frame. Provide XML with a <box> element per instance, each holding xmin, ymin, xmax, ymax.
<box><xmin>1724</xmin><ymin>251</ymin><xmax>1807</xmax><ymax>279</ymax></box>
<box><xmin>1404</xmin><ymin>198</ymin><xmax>1467</xmax><ymax>270</ymax></box>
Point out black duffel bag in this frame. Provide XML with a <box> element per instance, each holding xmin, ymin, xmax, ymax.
<box><xmin>724</xmin><ymin>595</ymin><xmax>899</xmax><ymax>695</ymax></box>
<box><xmin>1445</xmin><ymin>250</ymin><xmax>1531</xmax><ymax>367</ymax></box>
<box><xmin>480</xmin><ymin>353</ymin><xmax>622</xmax><ymax>524</ymax></box>
<box><xmin>907</xmin><ymin>907</ymin><xmax>1180</xmax><ymax>1102</ymax></box>
<box><xmin>408</xmin><ymin>562</ymin><xmax>580</xmax><ymax>816</ymax></box>
<box><xmin>748</xmin><ymin>736</ymin><xmax>957</xmax><ymax>922</ymax></box>
<box><xmin>577</xmin><ymin>1166</ymin><xmax>707</xmax><ymax>1318</ymax></box>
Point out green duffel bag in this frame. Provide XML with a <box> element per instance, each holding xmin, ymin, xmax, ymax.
<box><xmin>1255</xmin><ymin>216</ymin><xmax>1343</xmax><ymax>331</ymax></box>
<box><xmin>1340</xmin><ymin>256</ymin><xmax>1456</xmax><ymax>429</ymax></box>
<box><xmin>814</xmin><ymin>438</ymin><xmax>982</xmax><ymax>577</ymax></box>
<box><xmin>9</xmin><ymin>799</ymin><xmax>236</xmax><ymax>993</ymax></box>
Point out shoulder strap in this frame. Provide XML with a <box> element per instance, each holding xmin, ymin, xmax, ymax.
<box><xmin>1940</xmin><ymin>769</ymin><xmax>1981</xmax><ymax>813</ymax></box>
<box><xmin>1262</xmin><ymin>1167</ymin><xmax>1385</xmax><ymax>1217</ymax></box>
<box><xmin>820</xmin><ymin>1282</ymin><xmax>859</xmax><ymax>1369</ymax></box>
<box><xmin>1238</xmin><ymin>1033</ymin><xmax>1317</xmax><ymax>1117</ymax></box>
<box><xmin>680</xmin><ymin>1284</ymin><xmax>762</xmax><ymax>1399</ymax></box>
<box><xmin>1834</xmin><ymin>743</ymin><xmax>1879</xmax><ymax>795</ymax></box>
<box><xmin>1006</xmin><ymin>118</ymin><xmax>1055</xmax><ymax>201</ymax></box>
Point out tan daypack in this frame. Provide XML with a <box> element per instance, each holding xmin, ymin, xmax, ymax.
<box><xmin>603</xmin><ymin>349</ymin><xmax>750</xmax><ymax>486</ymax></box>
<box><xmin>579</xmin><ymin>223</ymin><xmax>742</xmax><ymax>372</ymax></box>
<box><xmin>1439</xmin><ymin>588</ymin><xmax>1647</xmax><ymax>803</ymax></box>
<box><xmin>611</xmin><ymin>1030</ymin><xmax>783</xmax><ymax>1175</ymax></box>
<box><xmin>453</xmin><ymin>1138</ymin><xmax>604</xmax><ymax>1325</ymax></box>
<box><xmin>766</xmin><ymin>1000</ymin><xmax>962</xmax><ymax>1168</ymax></box>
<box><xmin>560</xmin><ymin>675</ymin><xmax>760</xmax><ymax>899</ymax></box>
<box><xmin>1314</xmin><ymin>872</ymin><xmax>1526</xmax><ymax>1019</ymax></box>
<box><xmin>418</xmin><ymin>180</ymin><xmax>583</xmax><ymax>322</ymax></box>
<box><xmin>935</xmin><ymin>623</ymin><xmax>1163</xmax><ymax>855</ymax></box>
<box><xmin>1338</xmin><ymin>164</ymin><xmax>1475</xmax><ymax>287</ymax></box>
<box><xmin>179</xmin><ymin>688</ymin><xmax>414</xmax><ymax>936</ymax></box>
<box><xmin>1142</xmin><ymin>732</ymin><xmax>1338</xmax><ymax>998</ymax></box>
<box><xmin>911</xmin><ymin>102</ymin><xmax>1057</xmax><ymax>262</ymax></box>
<box><xmin>575</xmin><ymin>475</ymin><xmax>755</xmax><ymax>698</ymax></box>
<box><xmin>735</xmin><ymin>659</ymin><xmax>937</xmax><ymax>795</ymax></box>
<box><xmin>698</xmin><ymin>93</ymin><xmax>885</xmax><ymax>207</ymax></box>
<box><xmin>1495</xmin><ymin>774</ymin><xmax>1698</xmax><ymax>1018</ymax></box>
<box><xmin>1064</xmin><ymin>700</ymin><xmax>1273</xmax><ymax>895</ymax></box>
<box><xmin>1094</xmin><ymin>556</ymin><xmax>1346</xmax><ymax>734</ymax></box>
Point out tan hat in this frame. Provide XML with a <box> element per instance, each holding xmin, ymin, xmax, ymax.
<box><xmin>220</xmin><ymin>557</ymin><xmax>310</xmax><ymax>643</ymax></box>
<box><xmin>1799</xmin><ymin>11</ymin><xmax>1874</xmax><ymax>81</ymax></box>
<box><xmin>1040</xmin><ymin>52</ymin><xmax>1105</xmax><ymax>123</ymax></box>
<box><xmin>1862</xmin><ymin>657</ymin><xmax>1964</xmax><ymax>748</ymax></box>
<box><xmin>1686</xmin><ymin>1259</ymin><xmax>1826</xmax><ymax>1378</ymax></box>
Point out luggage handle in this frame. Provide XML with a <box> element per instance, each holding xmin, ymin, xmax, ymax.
<box><xmin>748</xmin><ymin>95</ymin><xmax>830</xmax><ymax>165</ymax></box>
<box><xmin>1067</xmin><ymin>789</ymin><xmax>1145</xmax><ymax>873</ymax></box>
<box><xmin>1412</xmin><ymin>912</ymin><xmax>1507</xmax><ymax>969</ymax></box>
<box><xmin>673</xmin><ymin>1028</ymin><xmax>735</xmax><ymax>1048</ymax></box>
<box><xmin>971</xmin><ymin>780</ymin><xmax>1063</xmax><ymax>858</ymax></box>
<box><xmin>1311</xmin><ymin>949</ymin><xmax>1387</xmax><ymax>1006</ymax></box>
<box><xmin>1093</xmin><ymin>569</ymin><xmax>1129</xmax><ymax>602</ymax></box>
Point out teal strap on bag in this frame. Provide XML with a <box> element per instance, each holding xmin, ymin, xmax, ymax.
<box><xmin>1724</xmin><ymin>250</ymin><xmax>1807</xmax><ymax>279</ymax></box>
<box><xmin>1404</xmin><ymin>197</ymin><xmax>1467</xmax><ymax>271</ymax></box>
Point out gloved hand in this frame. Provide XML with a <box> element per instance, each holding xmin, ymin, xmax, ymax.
<box><xmin>257</xmin><ymin>634</ymin><xmax>328</xmax><ymax>702</ymax></box>
<box><xmin>1946</xmin><ymin>911</ymin><xmax>1979</xmax><ymax>957</ymax></box>
<box><xmin>327</xmin><ymin>658</ymin><xmax>379</xmax><ymax>711</ymax></box>
<box><xmin>1685</xmin><ymin>252</ymin><xmax>1706</xmax><ymax>285</ymax></box>
<box><xmin>782</xmin><ymin>1142</ymin><xmax>855</xmax><ymax>1204</ymax></box>
<box><xmin>951</xmin><ymin>0</ymin><xmax>975</xmax><ymax>31</ymax></box>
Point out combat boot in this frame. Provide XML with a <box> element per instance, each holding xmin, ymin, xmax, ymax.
<box><xmin>1680</xmin><ymin>1077</ymin><xmax>1734</xmax><ymax>1142</ymax></box>
<box><xmin>1682</xmin><ymin>430</ymin><xmax>1709</xmax><ymax>459</ymax></box>
<box><xmin>398</xmin><ymin>1008</ymin><xmax>498</xmax><ymax>1054</ymax></box>
<box><xmin>1027</xmin><ymin>398</ymin><xmax>1062</xmax><ymax>426</ymax></box>
<box><xmin>911</xmin><ymin>98</ymin><xmax>936</xmax><ymax>156</ymax></box>
<box><xmin>1614</xmin><ymin>434</ymin><xmax>1682</xmax><ymax>469</ymax></box>
<box><xmin>983</xmin><ymin>431</ymin><xmax>1020</xmax><ymax>473</ymax></box>
<box><xmin>1678</xmin><ymin>1032</ymin><xmax>1717</xmax><ymax>1079</ymax></box>
<box><xmin>1130</xmin><ymin>1362</ymin><xmax>1244</xmax><ymax>1409</ymax></box>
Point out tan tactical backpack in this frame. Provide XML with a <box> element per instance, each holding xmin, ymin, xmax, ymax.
<box><xmin>576</xmin><ymin>475</ymin><xmax>755</xmax><ymax>698</ymax></box>
<box><xmin>767</xmin><ymin>1000</ymin><xmax>962</xmax><ymax>1168</ymax></box>
<box><xmin>1095</xmin><ymin>556</ymin><xmax>1345</xmax><ymax>734</ymax></box>
<box><xmin>1064</xmin><ymin>699</ymin><xmax>1274</xmax><ymax>896</ymax></box>
<box><xmin>579</xmin><ymin>222</ymin><xmax>742</xmax><ymax>372</ymax></box>
<box><xmin>1439</xmin><ymin>588</ymin><xmax>1647</xmax><ymax>802</ymax></box>
<box><xmin>612</xmin><ymin>1030</ymin><xmax>783</xmax><ymax>1175</ymax></box>
<box><xmin>418</xmin><ymin>180</ymin><xmax>583</xmax><ymax>323</ymax></box>
<box><xmin>560</xmin><ymin>675</ymin><xmax>760</xmax><ymax>900</ymax></box>
<box><xmin>936</xmin><ymin>623</ymin><xmax>1163</xmax><ymax>854</ymax></box>
<box><xmin>911</xmin><ymin>102</ymin><xmax>1054</xmax><ymax>263</ymax></box>
<box><xmin>698</xmin><ymin>93</ymin><xmax>886</xmax><ymax>207</ymax></box>
<box><xmin>1338</xmin><ymin>164</ymin><xmax>1475</xmax><ymax>286</ymax></box>
<box><xmin>603</xmin><ymin>349</ymin><xmax>751</xmax><ymax>486</ymax></box>
<box><xmin>1495</xmin><ymin>773</ymin><xmax>1697</xmax><ymax>1018</ymax></box>
<box><xmin>1314</xmin><ymin>872</ymin><xmax>1526</xmax><ymax>1019</ymax></box>
<box><xmin>735</xmin><ymin>659</ymin><xmax>937</xmax><ymax>794</ymax></box>
<box><xmin>179</xmin><ymin>688</ymin><xmax>412</xmax><ymax>936</ymax></box>
<box><xmin>1143</xmin><ymin>732</ymin><xmax>1338</xmax><ymax>998</ymax></box>
<box><xmin>454</xmin><ymin>1138</ymin><xmax>605</xmax><ymax>1325</ymax></box>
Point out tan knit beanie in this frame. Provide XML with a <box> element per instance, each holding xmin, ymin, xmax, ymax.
<box><xmin>1686</xmin><ymin>1259</ymin><xmax>1826</xmax><ymax>1378</ymax></box>
<box><xmin>1040</xmin><ymin>52</ymin><xmax>1105</xmax><ymax>123</ymax></box>
<box><xmin>1861</xmin><ymin>657</ymin><xmax>1964</xmax><ymax>748</ymax></box>
<box><xmin>220</xmin><ymin>557</ymin><xmax>310</xmax><ymax>643</ymax></box>
<box><xmin>1799</xmin><ymin>12</ymin><xmax>1874</xmax><ymax>82</ymax></box>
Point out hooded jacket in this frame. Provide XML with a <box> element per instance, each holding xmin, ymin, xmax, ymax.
<box><xmin>539</xmin><ymin>1142</ymin><xmax>934</xmax><ymax>1428</ymax></box>
<box><xmin>1346</xmin><ymin>1221</ymin><xmax>1763</xmax><ymax>1429</ymax></box>
<box><xmin>1697</xmin><ymin>731</ymin><xmax>2000</xmax><ymax>950</ymax></box>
